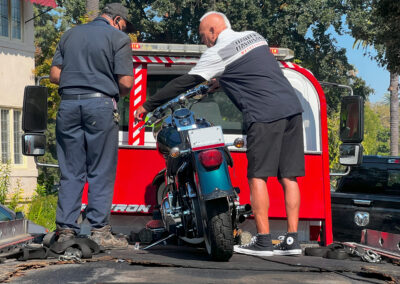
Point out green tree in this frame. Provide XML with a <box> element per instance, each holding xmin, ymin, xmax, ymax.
<box><xmin>139</xmin><ymin>0</ymin><xmax>373</xmax><ymax>112</ymax></box>
<box><xmin>56</xmin><ymin>0</ymin><xmax>86</xmax><ymax>25</ymax></box>
<box><xmin>346</xmin><ymin>0</ymin><xmax>400</xmax><ymax>155</ymax></box>
<box><xmin>371</xmin><ymin>100</ymin><xmax>397</xmax><ymax>154</ymax></box>
<box><xmin>38</xmin><ymin>0</ymin><xmax>375</xmax><ymax>111</ymax></box>
<box><xmin>328</xmin><ymin>110</ymin><xmax>341</xmax><ymax>169</ymax></box>
<box><xmin>34</xmin><ymin>4</ymin><xmax>65</xmax><ymax>192</ymax></box>
<box><xmin>363</xmin><ymin>102</ymin><xmax>390</xmax><ymax>155</ymax></box>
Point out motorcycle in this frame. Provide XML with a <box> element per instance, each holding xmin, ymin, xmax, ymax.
<box><xmin>142</xmin><ymin>85</ymin><xmax>251</xmax><ymax>261</ymax></box>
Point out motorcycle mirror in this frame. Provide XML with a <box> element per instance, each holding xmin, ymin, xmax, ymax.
<box><xmin>178</xmin><ymin>95</ymin><xmax>187</xmax><ymax>105</ymax></box>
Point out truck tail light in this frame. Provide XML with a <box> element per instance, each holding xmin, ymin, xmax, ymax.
<box><xmin>388</xmin><ymin>158</ymin><xmax>400</xmax><ymax>164</ymax></box>
<box><xmin>198</xmin><ymin>149</ymin><xmax>223</xmax><ymax>170</ymax></box>
<box><xmin>131</xmin><ymin>43</ymin><xmax>141</xmax><ymax>49</ymax></box>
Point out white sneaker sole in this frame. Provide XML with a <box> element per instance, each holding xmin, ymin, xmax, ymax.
<box><xmin>234</xmin><ymin>245</ymin><xmax>274</xmax><ymax>256</ymax></box>
<box><xmin>273</xmin><ymin>249</ymin><xmax>302</xmax><ymax>256</ymax></box>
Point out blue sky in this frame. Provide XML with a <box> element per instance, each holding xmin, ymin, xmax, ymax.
<box><xmin>328</xmin><ymin>29</ymin><xmax>389</xmax><ymax>104</ymax></box>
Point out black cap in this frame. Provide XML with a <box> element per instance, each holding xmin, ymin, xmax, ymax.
<box><xmin>103</xmin><ymin>2</ymin><xmax>134</xmax><ymax>33</ymax></box>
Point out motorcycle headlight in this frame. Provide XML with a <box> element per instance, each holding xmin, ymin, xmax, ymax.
<box><xmin>234</xmin><ymin>138</ymin><xmax>245</xmax><ymax>148</ymax></box>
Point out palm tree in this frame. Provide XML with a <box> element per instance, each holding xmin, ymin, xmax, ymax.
<box><xmin>388</xmin><ymin>72</ymin><xmax>399</xmax><ymax>156</ymax></box>
<box><xmin>86</xmin><ymin>0</ymin><xmax>99</xmax><ymax>20</ymax></box>
<box><xmin>353</xmin><ymin>40</ymin><xmax>399</xmax><ymax>156</ymax></box>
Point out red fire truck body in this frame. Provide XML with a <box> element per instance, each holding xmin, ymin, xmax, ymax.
<box><xmin>82</xmin><ymin>43</ymin><xmax>333</xmax><ymax>244</ymax></box>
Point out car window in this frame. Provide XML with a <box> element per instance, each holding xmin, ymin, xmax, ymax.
<box><xmin>117</xmin><ymin>95</ymin><xmax>130</xmax><ymax>132</ymax></box>
<box><xmin>387</xmin><ymin>170</ymin><xmax>400</xmax><ymax>194</ymax></box>
<box><xmin>117</xmin><ymin>74</ymin><xmax>178</xmax><ymax>132</ymax></box>
<box><xmin>336</xmin><ymin>161</ymin><xmax>400</xmax><ymax>195</ymax></box>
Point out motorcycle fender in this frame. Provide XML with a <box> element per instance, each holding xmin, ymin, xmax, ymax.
<box><xmin>193</xmin><ymin>150</ymin><xmax>234</xmax><ymax>200</ymax></box>
<box><xmin>202</xmin><ymin>188</ymin><xmax>234</xmax><ymax>201</ymax></box>
<box><xmin>152</xmin><ymin>168</ymin><xmax>166</xmax><ymax>186</ymax></box>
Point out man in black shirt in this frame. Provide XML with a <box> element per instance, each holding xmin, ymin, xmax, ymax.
<box><xmin>50</xmin><ymin>3</ymin><xmax>133</xmax><ymax>249</ymax></box>
<box><xmin>135</xmin><ymin>12</ymin><xmax>305</xmax><ymax>256</ymax></box>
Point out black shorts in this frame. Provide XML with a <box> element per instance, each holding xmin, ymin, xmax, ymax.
<box><xmin>246</xmin><ymin>114</ymin><xmax>305</xmax><ymax>179</ymax></box>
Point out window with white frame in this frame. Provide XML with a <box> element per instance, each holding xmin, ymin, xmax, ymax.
<box><xmin>0</xmin><ymin>109</ymin><xmax>23</xmax><ymax>164</ymax></box>
<box><xmin>1</xmin><ymin>109</ymin><xmax>10</xmax><ymax>163</ymax></box>
<box><xmin>13</xmin><ymin>110</ymin><xmax>22</xmax><ymax>164</ymax></box>
<box><xmin>0</xmin><ymin>0</ymin><xmax>22</xmax><ymax>40</ymax></box>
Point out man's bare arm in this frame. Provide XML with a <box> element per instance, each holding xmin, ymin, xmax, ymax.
<box><xmin>50</xmin><ymin>65</ymin><xmax>62</xmax><ymax>85</ymax></box>
<box><xmin>118</xmin><ymin>75</ymin><xmax>133</xmax><ymax>97</ymax></box>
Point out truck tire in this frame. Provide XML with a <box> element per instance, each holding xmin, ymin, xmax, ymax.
<box><xmin>204</xmin><ymin>199</ymin><xmax>233</xmax><ymax>261</ymax></box>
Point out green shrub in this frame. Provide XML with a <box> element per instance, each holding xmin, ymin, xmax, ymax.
<box><xmin>0</xmin><ymin>162</ymin><xmax>11</xmax><ymax>204</ymax></box>
<box><xmin>27</xmin><ymin>185</ymin><xmax>58</xmax><ymax>231</ymax></box>
<box><xmin>8</xmin><ymin>180</ymin><xmax>24</xmax><ymax>212</ymax></box>
<box><xmin>0</xmin><ymin>162</ymin><xmax>24</xmax><ymax>212</ymax></box>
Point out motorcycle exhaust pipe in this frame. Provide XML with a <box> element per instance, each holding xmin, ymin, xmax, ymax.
<box><xmin>236</xmin><ymin>204</ymin><xmax>252</xmax><ymax>214</ymax></box>
<box><xmin>236</xmin><ymin>204</ymin><xmax>252</xmax><ymax>223</ymax></box>
<box><xmin>238</xmin><ymin>213</ymin><xmax>252</xmax><ymax>223</ymax></box>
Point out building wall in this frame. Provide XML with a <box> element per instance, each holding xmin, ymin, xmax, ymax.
<box><xmin>0</xmin><ymin>1</ymin><xmax>38</xmax><ymax>200</ymax></box>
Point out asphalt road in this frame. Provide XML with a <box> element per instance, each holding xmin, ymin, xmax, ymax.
<box><xmin>1</xmin><ymin>245</ymin><xmax>399</xmax><ymax>284</ymax></box>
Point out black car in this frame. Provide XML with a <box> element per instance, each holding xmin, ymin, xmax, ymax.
<box><xmin>331</xmin><ymin>155</ymin><xmax>400</xmax><ymax>242</ymax></box>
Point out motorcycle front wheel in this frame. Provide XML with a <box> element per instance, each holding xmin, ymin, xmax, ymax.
<box><xmin>204</xmin><ymin>199</ymin><xmax>234</xmax><ymax>261</ymax></box>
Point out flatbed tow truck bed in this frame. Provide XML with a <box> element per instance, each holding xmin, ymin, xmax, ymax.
<box><xmin>1</xmin><ymin>244</ymin><xmax>399</xmax><ymax>283</ymax></box>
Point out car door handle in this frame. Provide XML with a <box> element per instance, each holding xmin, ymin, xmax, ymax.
<box><xmin>352</xmin><ymin>199</ymin><xmax>372</xmax><ymax>206</ymax></box>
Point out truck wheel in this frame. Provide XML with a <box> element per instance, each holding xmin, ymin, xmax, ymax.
<box><xmin>204</xmin><ymin>199</ymin><xmax>233</xmax><ymax>261</ymax></box>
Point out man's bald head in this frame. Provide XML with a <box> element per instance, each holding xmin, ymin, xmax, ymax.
<box><xmin>199</xmin><ymin>12</ymin><xmax>231</xmax><ymax>47</ymax></box>
<box><xmin>200</xmin><ymin>11</ymin><xmax>231</xmax><ymax>29</ymax></box>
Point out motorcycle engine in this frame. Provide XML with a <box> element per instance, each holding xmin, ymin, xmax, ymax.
<box><xmin>161</xmin><ymin>193</ymin><xmax>182</xmax><ymax>233</ymax></box>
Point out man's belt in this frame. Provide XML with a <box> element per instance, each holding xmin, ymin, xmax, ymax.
<box><xmin>61</xmin><ymin>93</ymin><xmax>111</xmax><ymax>100</ymax></box>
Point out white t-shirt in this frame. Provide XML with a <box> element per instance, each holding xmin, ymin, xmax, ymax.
<box><xmin>189</xmin><ymin>29</ymin><xmax>268</xmax><ymax>80</ymax></box>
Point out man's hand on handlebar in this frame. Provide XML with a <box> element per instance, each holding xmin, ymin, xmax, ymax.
<box><xmin>208</xmin><ymin>78</ymin><xmax>220</xmax><ymax>93</ymax></box>
<box><xmin>134</xmin><ymin>105</ymin><xmax>148</xmax><ymax>122</ymax></box>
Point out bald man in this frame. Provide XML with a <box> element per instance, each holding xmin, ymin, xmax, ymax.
<box><xmin>135</xmin><ymin>12</ymin><xmax>304</xmax><ymax>257</ymax></box>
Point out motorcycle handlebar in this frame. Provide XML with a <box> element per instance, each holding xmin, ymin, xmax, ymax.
<box><xmin>142</xmin><ymin>85</ymin><xmax>209</xmax><ymax>128</ymax></box>
<box><xmin>146</xmin><ymin>116</ymin><xmax>158</xmax><ymax>126</ymax></box>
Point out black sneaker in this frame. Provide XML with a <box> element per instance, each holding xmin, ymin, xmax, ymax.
<box><xmin>233</xmin><ymin>234</ymin><xmax>274</xmax><ymax>256</ymax></box>
<box><xmin>273</xmin><ymin>232</ymin><xmax>302</xmax><ymax>256</ymax></box>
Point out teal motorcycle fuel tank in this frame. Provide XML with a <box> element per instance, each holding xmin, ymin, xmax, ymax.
<box><xmin>193</xmin><ymin>149</ymin><xmax>234</xmax><ymax>200</ymax></box>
